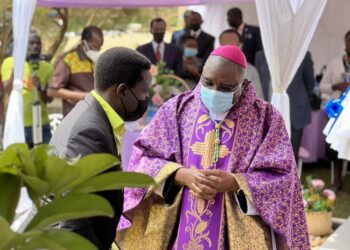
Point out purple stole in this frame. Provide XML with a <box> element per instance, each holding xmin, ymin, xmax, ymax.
<box><xmin>173</xmin><ymin>108</ymin><xmax>238</xmax><ymax>250</ymax></box>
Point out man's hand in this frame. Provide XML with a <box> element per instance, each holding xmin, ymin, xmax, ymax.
<box><xmin>202</xmin><ymin>169</ymin><xmax>239</xmax><ymax>193</ymax></box>
<box><xmin>66</xmin><ymin>92</ymin><xmax>88</xmax><ymax>104</ymax></box>
<box><xmin>332</xmin><ymin>82</ymin><xmax>350</xmax><ymax>93</ymax></box>
<box><xmin>31</xmin><ymin>75</ymin><xmax>41</xmax><ymax>88</ymax></box>
<box><xmin>175</xmin><ymin>168</ymin><xmax>217</xmax><ymax>200</ymax></box>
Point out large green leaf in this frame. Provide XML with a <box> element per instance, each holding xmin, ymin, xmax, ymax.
<box><xmin>43</xmin><ymin>229</ymin><xmax>97</xmax><ymax>250</ymax></box>
<box><xmin>0</xmin><ymin>143</ymin><xmax>28</xmax><ymax>169</ymax></box>
<box><xmin>15</xmin><ymin>236</ymin><xmax>65</xmax><ymax>250</ymax></box>
<box><xmin>68</xmin><ymin>154</ymin><xmax>119</xmax><ymax>188</ymax></box>
<box><xmin>30</xmin><ymin>145</ymin><xmax>52</xmax><ymax>179</ymax></box>
<box><xmin>0</xmin><ymin>174</ymin><xmax>21</xmax><ymax>224</ymax></box>
<box><xmin>2</xmin><ymin>230</ymin><xmax>44</xmax><ymax>250</ymax></box>
<box><xmin>73</xmin><ymin>172</ymin><xmax>155</xmax><ymax>193</ymax></box>
<box><xmin>25</xmin><ymin>193</ymin><xmax>114</xmax><ymax>231</ymax></box>
<box><xmin>17</xmin><ymin>150</ymin><xmax>37</xmax><ymax>177</ymax></box>
<box><xmin>0</xmin><ymin>217</ymin><xmax>16</xmax><ymax>249</ymax></box>
<box><xmin>44</xmin><ymin>156</ymin><xmax>80</xmax><ymax>194</ymax></box>
<box><xmin>22</xmin><ymin>174</ymin><xmax>50</xmax><ymax>199</ymax></box>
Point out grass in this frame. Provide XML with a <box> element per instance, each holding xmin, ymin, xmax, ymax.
<box><xmin>301</xmin><ymin>160</ymin><xmax>350</xmax><ymax>218</ymax></box>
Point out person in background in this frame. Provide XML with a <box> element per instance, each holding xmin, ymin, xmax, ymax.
<box><xmin>50</xmin><ymin>47</ymin><xmax>152</xmax><ymax>249</ymax></box>
<box><xmin>320</xmin><ymin>30</ymin><xmax>350</xmax><ymax>192</ymax></box>
<box><xmin>1</xmin><ymin>32</ymin><xmax>53</xmax><ymax>148</ymax></box>
<box><xmin>227</xmin><ymin>7</ymin><xmax>262</xmax><ymax>65</ymax></box>
<box><xmin>171</xmin><ymin>10</ymin><xmax>192</xmax><ymax>47</ymax></box>
<box><xmin>180</xmin><ymin>11</ymin><xmax>215</xmax><ymax>65</ymax></box>
<box><xmin>137</xmin><ymin>18</ymin><xmax>183</xmax><ymax>76</ymax></box>
<box><xmin>219</xmin><ymin>29</ymin><xmax>263</xmax><ymax>99</ymax></box>
<box><xmin>48</xmin><ymin>26</ymin><xmax>103</xmax><ymax>117</ymax></box>
<box><xmin>255</xmin><ymin>50</ymin><xmax>315</xmax><ymax>162</ymax></box>
<box><xmin>181</xmin><ymin>36</ymin><xmax>202</xmax><ymax>87</ymax></box>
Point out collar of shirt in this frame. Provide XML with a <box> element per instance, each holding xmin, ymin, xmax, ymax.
<box><xmin>91</xmin><ymin>90</ymin><xmax>125</xmax><ymax>152</ymax></box>
<box><xmin>190</xmin><ymin>28</ymin><xmax>202</xmax><ymax>39</ymax></box>
<box><xmin>152</xmin><ymin>41</ymin><xmax>165</xmax><ymax>60</ymax></box>
<box><xmin>237</xmin><ymin>23</ymin><xmax>245</xmax><ymax>36</ymax></box>
<box><xmin>210</xmin><ymin>110</ymin><xmax>229</xmax><ymax>121</ymax></box>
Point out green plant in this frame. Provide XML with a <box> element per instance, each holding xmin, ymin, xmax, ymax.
<box><xmin>0</xmin><ymin>143</ymin><xmax>154</xmax><ymax>249</ymax></box>
<box><xmin>302</xmin><ymin>176</ymin><xmax>336</xmax><ymax>212</ymax></box>
<box><xmin>152</xmin><ymin>61</ymin><xmax>185</xmax><ymax>101</ymax></box>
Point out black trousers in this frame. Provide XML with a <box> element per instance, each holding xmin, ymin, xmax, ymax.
<box><xmin>291</xmin><ymin>127</ymin><xmax>304</xmax><ymax>162</ymax></box>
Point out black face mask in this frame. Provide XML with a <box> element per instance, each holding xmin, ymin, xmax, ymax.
<box><xmin>190</xmin><ymin>23</ymin><xmax>201</xmax><ymax>31</ymax></box>
<box><xmin>153</xmin><ymin>32</ymin><xmax>165</xmax><ymax>43</ymax></box>
<box><xmin>120</xmin><ymin>86</ymin><xmax>149</xmax><ymax>122</ymax></box>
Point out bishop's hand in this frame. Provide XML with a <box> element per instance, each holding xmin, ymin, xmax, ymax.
<box><xmin>175</xmin><ymin>168</ymin><xmax>217</xmax><ymax>200</ymax></box>
<box><xmin>202</xmin><ymin>169</ymin><xmax>239</xmax><ymax>193</ymax></box>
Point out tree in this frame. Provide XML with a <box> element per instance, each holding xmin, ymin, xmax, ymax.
<box><xmin>0</xmin><ymin>0</ymin><xmax>12</xmax><ymax>64</ymax></box>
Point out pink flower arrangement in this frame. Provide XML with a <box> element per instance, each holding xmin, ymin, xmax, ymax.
<box><xmin>311</xmin><ymin>179</ymin><xmax>325</xmax><ymax>190</ymax></box>
<box><xmin>323</xmin><ymin>189</ymin><xmax>336</xmax><ymax>201</ymax></box>
<box><xmin>303</xmin><ymin>176</ymin><xmax>336</xmax><ymax>212</ymax></box>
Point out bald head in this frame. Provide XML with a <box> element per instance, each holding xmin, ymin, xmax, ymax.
<box><xmin>204</xmin><ymin>55</ymin><xmax>246</xmax><ymax>82</ymax></box>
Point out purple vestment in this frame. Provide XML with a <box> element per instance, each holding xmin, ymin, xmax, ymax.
<box><xmin>120</xmin><ymin>83</ymin><xmax>310</xmax><ymax>249</ymax></box>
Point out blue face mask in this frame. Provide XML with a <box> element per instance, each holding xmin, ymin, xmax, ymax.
<box><xmin>200</xmin><ymin>84</ymin><xmax>241</xmax><ymax>115</ymax></box>
<box><xmin>184</xmin><ymin>47</ymin><xmax>198</xmax><ymax>57</ymax></box>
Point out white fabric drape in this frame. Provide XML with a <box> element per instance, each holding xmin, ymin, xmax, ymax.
<box><xmin>3</xmin><ymin>0</ymin><xmax>37</xmax><ymax>149</ymax></box>
<box><xmin>7</xmin><ymin>0</ymin><xmax>38</xmax><ymax>232</ymax></box>
<box><xmin>255</xmin><ymin>0</ymin><xmax>327</xmax><ymax>136</ymax></box>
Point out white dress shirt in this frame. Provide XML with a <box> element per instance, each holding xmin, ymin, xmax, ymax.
<box><xmin>190</xmin><ymin>28</ymin><xmax>202</xmax><ymax>39</ymax></box>
<box><xmin>152</xmin><ymin>41</ymin><xmax>165</xmax><ymax>61</ymax></box>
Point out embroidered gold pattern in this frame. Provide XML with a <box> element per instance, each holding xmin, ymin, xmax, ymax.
<box><xmin>191</xmin><ymin>129</ymin><xmax>231</xmax><ymax>169</ymax></box>
<box><xmin>183</xmin><ymin>193</ymin><xmax>215</xmax><ymax>250</ymax></box>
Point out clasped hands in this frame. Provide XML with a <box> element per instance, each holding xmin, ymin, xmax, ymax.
<box><xmin>175</xmin><ymin>168</ymin><xmax>239</xmax><ymax>200</ymax></box>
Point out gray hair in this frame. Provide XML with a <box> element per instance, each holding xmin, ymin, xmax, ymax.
<box><xmin>204</xmin><ymin>55</ymin><xmax>247</xmax><ymax>79</ymax></box>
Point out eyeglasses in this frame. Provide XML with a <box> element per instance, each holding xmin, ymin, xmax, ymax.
<box><xmin>200</xmin><ymin>77</ymin><xmax>245</xmax><ymax>92</ymax></box>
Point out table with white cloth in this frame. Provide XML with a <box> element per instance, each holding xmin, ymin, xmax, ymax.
<box><xmin>300</xmin><ymin>109</ymin><xmax>329</xmax><ymax>163</ymax></box>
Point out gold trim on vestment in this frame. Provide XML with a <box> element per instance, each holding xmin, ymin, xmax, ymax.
<box><xmin>225</xmin><ymin>192</ymin><xmax>273</xmax><ymax>249</ymax></box>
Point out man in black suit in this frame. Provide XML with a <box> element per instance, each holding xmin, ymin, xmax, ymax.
<box><xmin>171</xmin><ymin>10</ymin><xmax>192</xmax><ymax>47</ymax></box>
<box><xmin>50</xmin><ymin>47</ymin><xmax>152</xmax><ymax>250</ymax></box>
<box><xmin>255</xmin><ymin>50</ymin><xmax>315</xmax><ymax>161</ymax></box>
<box><xmin>181</xmin><ymin>11</ymin><xmax>215</xmax><ymax>64</ymax></box>
<box><xmin>137</xmin><ymin>18</ymin><xmax>183</xmax><ymax>76</ymax></box>
<box><xmin>227</xmin><ymin>7</ymin><xmax>263</xmax><ymax>65</ymax></box>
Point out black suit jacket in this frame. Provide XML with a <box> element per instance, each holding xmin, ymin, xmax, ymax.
<box><xmin>183</xmin><ymin>30</ymin><xmax>215</xmax><ymax>64</ymax></box>
<box><xmin>50</xmin><ymin>94</ymin><xmax>123</xmax><ymax>250</ymax></box>
<box><xmin>136</xmin><ymin>42</ymin><xmax>183</xmax><ymax>76</ymax></box>
<box><xmin>241</xmin><ymin>24</ymin><xmax>263</xmax><ymax>65</ymax></box>
<box><xmin>255</xmin><ymin>51</ymin><xmax>315</xmax><ymax>130</ymax></box>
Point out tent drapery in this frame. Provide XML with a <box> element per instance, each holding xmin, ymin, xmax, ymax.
<box><xmin>3</xmin><ymin>0</ymin><xmax>37</xmax><ymax>149</ymax></box>
<box><xmin>7</xmin><ymin>0</ymin><xmax>38</xmax><ymax>232</ymax></box>
<box><xmin>36</xmin><ymin>0</ymin><xmax>253</xmax><ymax>8</ymax></box>
<box><xmin>255</xmin><ymin>0</ymin><xmax>327</xmax><ymax>136</ymax></box>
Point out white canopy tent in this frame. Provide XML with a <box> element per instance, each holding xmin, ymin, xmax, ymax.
<box><xmin>6</xmin><ymin>0</ymin><xmax>338</xmax><ymax>147</ymax></box>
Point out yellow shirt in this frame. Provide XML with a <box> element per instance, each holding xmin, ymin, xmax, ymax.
<box><xmin>91</xmin><ymin>90</ymin><xmax>125</xmax><ymax>154</ymax></box>
<box><xmin>1</xmin><ymin>57</ymin><xmax>53</xmax><ymax>127</ymax></box>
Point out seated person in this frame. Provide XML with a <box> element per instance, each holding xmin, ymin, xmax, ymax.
<box><xmin>181</xmin><ymin>36</ymin><xmax>202</xmax><ymax>87</ymax></box>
